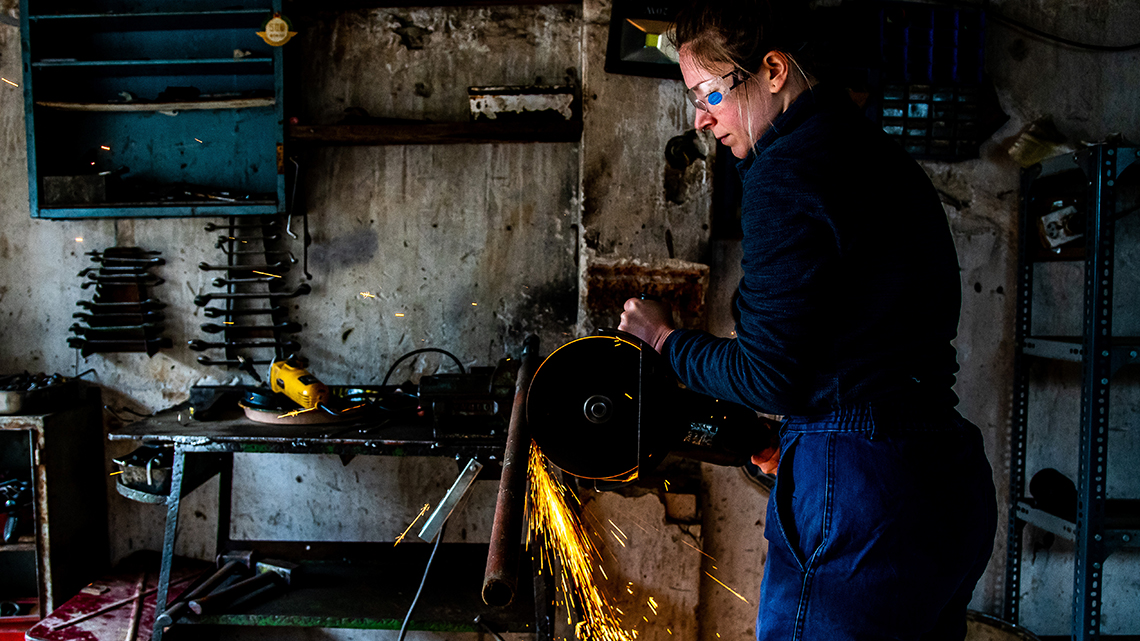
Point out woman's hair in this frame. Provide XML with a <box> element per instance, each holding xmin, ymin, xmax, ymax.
<box><xmin>669</xmin><ymin>0</ymin><xmax>816</xmax><ymax>151</ymax></box>
<box><xmin>669</xmin><ymin>0</ymin><xmax>814</xmax><ymax>77</ymax></box>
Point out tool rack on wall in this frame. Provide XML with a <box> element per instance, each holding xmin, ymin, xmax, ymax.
<box><xmin>1004</xmin><ymin>142</ymin><xmax>1140</xmax><ymax>640</ymax></box>
<box><xmin>191</xmin><ymin>215</ymin><xmax>310</xmax><ymax>376</ymax></box>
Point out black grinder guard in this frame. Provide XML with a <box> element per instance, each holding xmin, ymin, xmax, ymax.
<box><xmin>526</xmin><ymin>329</ymin><xmax>776</xmax><ymax>481</ymax></box>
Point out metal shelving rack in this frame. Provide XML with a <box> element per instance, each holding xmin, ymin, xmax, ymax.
<box><xmin>1004</xmin><ymin>142</ymin><xmax>1140</xmax><ymax>641</ymax></box>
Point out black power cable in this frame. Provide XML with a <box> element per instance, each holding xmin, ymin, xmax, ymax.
<box><xmin>381</xmin><ymin>348</ymin><xmax>466</xmax><ymax>387</ymax></box>
<box><xmin>936</xmin><ymin>0</ymin><xmax>1140</xmax><ymax>52</ymax></box>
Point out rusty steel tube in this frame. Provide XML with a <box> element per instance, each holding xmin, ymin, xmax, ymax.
<box><xmin>482</xmin><ymin>334</ymin><xmax>540</xmax><ymax>607</ymax></box>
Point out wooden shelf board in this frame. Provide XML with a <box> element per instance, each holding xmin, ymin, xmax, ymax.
<box><xmin>287</xmin><ymin>121</ymin><xmax>582</xmax><ymax>146</ymax></box>
<box><xmin>36</xmin><ymin>97</ymin><xmax>275</xmax><ymax>112</ymax></box>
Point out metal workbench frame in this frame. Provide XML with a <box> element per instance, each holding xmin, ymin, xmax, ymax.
<box><xmin>109</xmin><ymin>411</ymin><xmax>554</xmax><ymax>641</ymax></box>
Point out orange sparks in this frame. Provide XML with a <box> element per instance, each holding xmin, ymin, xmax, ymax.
<box><xmin>100</xmin><ymin>145</ymin><xmax>111</xmax><ymax>151</ymax></box>
<box><xmin>704</xmin><ymin>572</ymin><xmax>751</xmax><ymax>604</ymax></box>
<box><xmin>395</xmin><ymin>503</ymin><xmax>431</xmax><ymax>546</ymax></box>
<box><xmin>679</xmin><ymin>539</ymin><xmax>716</xmax><ymax>561</ymax></box>
<box><xmin>2</xmin><ymin>78</ymin><xmax>18</xmax><ymax>87</ymax></box>
<box><xmin>527</xmin><ymin>443</ymin><xmax>634</xmax><ymax>640</ymax></box>
<box><xmin>253</xmin><ymin>270</ymin><xmax>280</xmax><ymax>278</ymax></box>
<box><xmin>395</xmin><ymin>313</ymin><xmax>405</xmax><ymax>317</ymax></box>
<box><xmin>277</xmin><ymin>406</ymin><xmax>317</xmax><ymax>419</ymax></box>
<box><xmin>359</xmin><ymin>292</ymin><xmax>377</xmax><ymax>299</ymax></box>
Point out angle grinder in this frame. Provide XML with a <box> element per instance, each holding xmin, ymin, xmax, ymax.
<box><xmin>526</xmin><ymin>329</ymin><xmax>778</xmax><ymax>482</ymax></box>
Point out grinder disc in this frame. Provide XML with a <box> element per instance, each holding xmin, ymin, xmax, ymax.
<box><xmin>527</xmin><ymin>333</ymin><xmax>651</xmax><ymax>479</ymax></box>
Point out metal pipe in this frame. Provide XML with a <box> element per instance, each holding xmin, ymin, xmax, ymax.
<box><xmin>482</xmin><ymin>334</ymin><xmax>539</xmax><ymax>607</ymax></box>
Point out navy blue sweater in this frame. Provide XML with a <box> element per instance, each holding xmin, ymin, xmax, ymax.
<box><xmin>664</xmin><ymin>86</ymin><xmax>962</xmax><ymax>416</ymax></box>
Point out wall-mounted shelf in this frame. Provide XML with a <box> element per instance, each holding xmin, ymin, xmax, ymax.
<box><xmin>287</xmin><ymin>121</ymin><xmax>582</xmax><ymax>146</ymax></box>
<box><xmin>19</xmin><ymin>0</ymin><xmax>287</xmax><ymax>219</ymax></box>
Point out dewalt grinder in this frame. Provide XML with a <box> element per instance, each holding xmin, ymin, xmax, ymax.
<box><xmin>526</xmin><ymin>329</ymin><xmax>778</xmax><ymax>482</ymax></box>
<box><xmin>269</xmin><ymin>357</ymin><xmax>330</xmax><ymax>410</ymax></box>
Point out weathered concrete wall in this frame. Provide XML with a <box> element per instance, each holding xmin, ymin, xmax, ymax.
<box><xmin>1</xmin><ymin>0</ymin><xmax>1139</xmax><ymax>638</ymax></box>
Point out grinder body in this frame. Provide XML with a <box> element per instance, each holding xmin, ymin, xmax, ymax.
<box><xmin>527</xmin><ymin>330</ymin><xmax>777</xmax><ymax>481</ymax></box>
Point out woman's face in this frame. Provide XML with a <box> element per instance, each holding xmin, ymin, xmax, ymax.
<box><xmin>679</xmin><ymin>46</ymin><xmax>785</xmax><ymax>159</ymax></box>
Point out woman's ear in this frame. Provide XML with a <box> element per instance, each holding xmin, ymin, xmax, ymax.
<box><xmin>762</xmin><ymin>50</ymin><xmax>790</xmax><ymax>93</ymax></box>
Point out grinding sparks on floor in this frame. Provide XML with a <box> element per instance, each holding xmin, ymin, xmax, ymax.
<box><xmin>526</xmin><ymin>443</ymin><xmax>634</xmax><ymax>641</ymax></box>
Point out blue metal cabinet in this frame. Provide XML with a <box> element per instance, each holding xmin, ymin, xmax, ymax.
<box><xmin>19</xmin><ymin>0</ymin><xmax>286</xmax><ymax>218</ymax></box>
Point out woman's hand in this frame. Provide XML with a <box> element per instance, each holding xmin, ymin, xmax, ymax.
<box><xmin>618</xmin><ymin>298</ymin><xmax>675</xmax><ymax>353</ymax></box>
<box><xmin>751</xmin><ymin>446</ymin><xmax>780</xmax><ymax>475</ymax></box>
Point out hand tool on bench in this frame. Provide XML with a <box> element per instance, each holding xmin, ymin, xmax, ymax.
<box><xmin>155</xmin><ymin>550</ymin><xmax>253</xmax><ymax>628</ymax></box>
<box><xmin>188</xmin><ymin>339</ymin><xmax>300</xmax><ymax>352</ymax></box>
<box><xmin>200</xmin><ymin>322</ymin><xmax>301</xmax><ymax>335</ymax></box>
<box><xmin>202</xmin><ymin>305</ymin><xmax>285</xmax><ymax>318</ymax></box>
<box><xmin>198</xmin><ymin>261</ymin><xmax>289</xmax><ymax>272</ymax></box>
<box><xmin>193</xmin><ymin>283</ymin><xmax>310</xmax><ymax>306</ymax></box>
<box><xmin>188</xmin><ymin>559</ymin><xmax>299</xmax><ymax>616</ymax></box>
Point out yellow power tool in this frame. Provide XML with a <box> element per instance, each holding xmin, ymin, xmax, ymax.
<box><xmin>269</xmin><ymin>357</ymin><xmax>330</xmax><ymax>410</ymax></box>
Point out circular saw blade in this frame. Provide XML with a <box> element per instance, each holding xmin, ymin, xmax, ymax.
<box><xmin>526</xmin><ymin>334</ymin><xmax>647</xmax><ymax>479</ymax></box>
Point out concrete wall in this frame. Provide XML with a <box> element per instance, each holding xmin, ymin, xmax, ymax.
<box><xmin>1</xmin><ymin>0</ymin><xmax>1139</xmax><ymax>638</ymax></box>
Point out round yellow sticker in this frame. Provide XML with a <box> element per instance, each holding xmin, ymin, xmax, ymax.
<box><xmin>258</xmin><ymin>14</ymin><xmax>297</xmax><ymax>46</ymax></box>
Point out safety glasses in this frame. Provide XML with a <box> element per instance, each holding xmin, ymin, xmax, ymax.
<box><xmin>686</xmin><ymin>71</ymin><xmax>744</xmax><ymax>111</ymax></box>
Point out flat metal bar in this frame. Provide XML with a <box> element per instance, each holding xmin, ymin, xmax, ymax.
<box><xmin>1016</xmin><ymin>501</ymin><xmax>1077</xmax><ymax>540</ymax></box>
<box><xmin>418</xmin><ymin>458</ymin><xmax>483</xmax><ymax>543</ymax></box>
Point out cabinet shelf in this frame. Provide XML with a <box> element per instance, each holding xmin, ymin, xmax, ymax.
<box><xmin>36</xmin><ymin>96</ymin><xmax>276</xmax><ymax>112</ymax></box>
<box><xmin>287</xmin><ymin>121</ymin><xmax>583</xmax><ymax>146</ymax></box>
<box><xmin>29</xmin><ymin>9</ymin><xmax>269</xmax><ymax>20</ymax></box>
<box><xmin>33</xmin><ymin>58</ymin><xmax>273</xmax><ymax>68</ymax></box>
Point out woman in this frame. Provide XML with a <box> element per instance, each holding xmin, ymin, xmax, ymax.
<box><xmin>618</xmin><ymin>1</ymin><xmax>998</xmax><ymax>639</ymax></box>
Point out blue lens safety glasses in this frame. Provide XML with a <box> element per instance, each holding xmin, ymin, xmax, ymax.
<box><xmin>686</xmin><ymin>71</ymin><xmax>744</xmax><ymax>111</ymax></box>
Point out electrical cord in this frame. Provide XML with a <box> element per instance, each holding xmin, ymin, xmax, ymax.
<box><xmin>397</xmin><ymin>523</ymin><xmax>446</xmax><ymax>641</ymax></box>
<box><xmin>381</xmin><ymin>348</ymin><xmax>466</xmax><ymax>387</ymax></box>
<box><xmin>933</xmin><ymin>0</ymin><xmax>1140</xmax><ymax>52</ymax></box>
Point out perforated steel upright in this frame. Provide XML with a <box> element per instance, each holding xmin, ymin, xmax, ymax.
<box><xmin>1004</xmin><ymin>142</ymin><xmax>1140</xmax><ymax>641</ymax></box>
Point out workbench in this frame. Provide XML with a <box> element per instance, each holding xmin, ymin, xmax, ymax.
<box><xmin>109</xmin><ymin>403</ymin><xmax>553</xmax><ymax>641</ymax></box>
